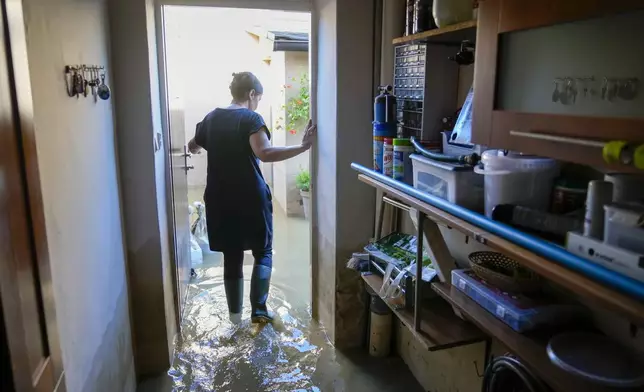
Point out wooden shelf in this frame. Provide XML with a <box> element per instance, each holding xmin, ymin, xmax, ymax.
<box><xmin>362</xmin><ymin>273</ymin><xmax>486</xmax><ymax>352</ymax></box>
<box><xmin>432</xmin><ymin>282</ymin><xmax>641</xmax><ymax>392</ymax></box>
<box><xmin>358</xmin><ymin>174</ymin><xmax>644</xmax><ymax>326</ymax></box>
<box><xmin>393</xmin><ymin>20</ymin><xmax>477</xmax><ymax>45</ymax></box>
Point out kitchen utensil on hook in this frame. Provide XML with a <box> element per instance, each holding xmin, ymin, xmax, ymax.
<box><xmin>552</xmin><ymin>80</ymin><xmax>560</xmax><ymax>103</ymax></box>
<box><xmin>560</xmin><ymin>79</ymin><xmax>571</xmax><ymax>105</ymax></box>
<box><xmin>82</xmin><ymin>66</ymin><xmax>89</xmax><ymax>97</ymax></box>
<box><xmin>73</xmin><ymin>69</ymin><xmax>84</xmax><ymax>98</ymax></box>
<box><xmin>64</xmin><ymin>66</ymin><xmax>75</xmax><ymax>97</ymax></box>
<box><xmin>601</xmin><ymin>77</ymin><xmax>608</xmax><ymax>100</ymax></box>
<box><xmin>570</xmin><ymin>78</ymin><xmax>578</xmax><ymax>104</ymax></box>
<box><xmin>97</xmin><ymin>73</ymin><xmax>111</xmax><ymax>101</ymax></box>
<box><xmin>87</xmin><ymin>67</ymin><xmax>98</xmax><ymax>102</ymax></box>
<box><xmin>618</xmin><ymin>78</ymin><xmax>638</xmax><ymax>100</ymax></box>
<box><xmin>608</xmin><ymin>79</ymin><xmax>618</xmax><ymax>102</ymax></box>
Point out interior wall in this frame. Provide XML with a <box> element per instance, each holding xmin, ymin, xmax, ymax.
<box><xmin>22</xmin><ymin>0</ymin><xmax>135</xmax><ymax>391</ymax></box>
<box><xmin>108</xmin><ymin>0</ymin><xmax>176</xmax><ymax>378</ymax></box>
<box><xmin>312</xmin><ymin>0</ymin><xmax>338</xmax><ymax>338</ymax></box>
<box><xmin>312</xmin><ymin>0</ymin><xmax>374</xmax><ymax>347</ymax></box>
<box><xmin>334</xmin><ymin>0</ymin><xmax>376</xmax><ymax>347</ymax></box>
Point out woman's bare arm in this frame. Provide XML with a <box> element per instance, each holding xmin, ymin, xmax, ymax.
<box><xmin>250</xmin><ymin>120</ymin><xmax>316</xmax><ymax>163</ymax></box>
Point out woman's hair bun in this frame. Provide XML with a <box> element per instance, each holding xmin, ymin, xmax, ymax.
<box><xmin>230</xmin><ymin>72</ymin><xmax>264</xmax><ymax>101</ymax></box>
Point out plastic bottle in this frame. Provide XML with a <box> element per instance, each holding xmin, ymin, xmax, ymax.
<box><xmin>393</xmin><ymin>138</ymin><xmax>414</xmax><ymax>183</ymax></box>
<box><xmin>373</xmin><ymin>136</ymin><xmax>385</xmax><ymax>173</ymax></box>
<box><xmin>383</xmin><ymin>138</ymin><xmax>394</xmax><ymax>177</ymax></box>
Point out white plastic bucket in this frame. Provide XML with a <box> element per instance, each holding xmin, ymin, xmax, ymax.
<box><xmin>475</xmin><ymin>150</ymin><xmax>559</xmax><ymax>218</ymax></box>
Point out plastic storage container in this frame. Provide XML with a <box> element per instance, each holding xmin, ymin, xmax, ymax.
<box><xmin>452</xmin><ymin>269</ymin><xmax>585</xmax><ymax>332</ymax></box>
<box><xmin>411</xmin><ymin>153</ymin><xmax>483</xmax><ymax>211</ymax></box>
<box><xmin>604</xmin><ymin>203</ymin><xmax>644</xmax><ymax>255</ymax></box>
<box><xmin>393</xmin><ymin>138</ymin><xmax>414</xmax><ymax>184</ymax></box>
<box><xmin>474</xmin><ymin>150</ymin><xmax>559</xmax><ymax>218</ymax></box>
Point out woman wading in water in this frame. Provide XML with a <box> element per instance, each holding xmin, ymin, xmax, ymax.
<box><xmin>188</xmin><ymin>72</ymin><xmax>316</xmax><ymax>324</ymax></box>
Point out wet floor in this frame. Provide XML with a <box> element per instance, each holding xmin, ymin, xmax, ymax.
<box><xmin>138</xmin><ymin>192</ymin><xmax>423</xmax><ymax>392</ymax></box>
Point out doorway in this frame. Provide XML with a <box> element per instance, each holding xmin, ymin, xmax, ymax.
<box><xmin>156</xmin><ymin>4</ymin><xmax>322</xmax><ymax>389</ymax></box>
<box><xmin>161</xmin><ymin>2</ymin><xmax>313</xmax><ymax>319</ymax></box>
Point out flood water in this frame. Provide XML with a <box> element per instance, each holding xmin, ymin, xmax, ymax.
<box><xmin>138</xmin><ymin>203</ymin><xmax>423</xmax><ymax>392</ymax></box>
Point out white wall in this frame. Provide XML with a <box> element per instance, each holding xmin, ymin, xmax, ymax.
<box><xmin>22</xmin><ymin>0</ymin><xmax>135</xmax><ymax>391</ymax></box>
<box><xmin>271</xmin><ymin>51</ymin><xmax>290</xmax><ymax>209</ymax></box>
<box><xmin>272</xmin><ymin>50</ymin><xmax>310</xmax><ymax>215</ymax></box>
<box><xmin>284</xmin><ymin>51</ymin><xmax>310</xmax><ymax>214</ymax></box>
<box><xmin>108</xmin><ymin>0</ymin><xmax>176</xmax><ymax>378</ymax></box>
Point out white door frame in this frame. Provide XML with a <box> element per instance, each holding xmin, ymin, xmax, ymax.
<box><xmin>153</xmin><ymin>0</ymin><xmax>318</xmax><ymax>324</ymax></box>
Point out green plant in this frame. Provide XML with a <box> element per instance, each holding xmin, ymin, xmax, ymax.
<box><xmin>285</xmin><ymin>74</ymin><xmax>309</xmax><ymax>134</ymax></box>
<box><xmin>295</xmin><ymin>169</ymin><xmax>311</xmax><ymax>192</ymax></box>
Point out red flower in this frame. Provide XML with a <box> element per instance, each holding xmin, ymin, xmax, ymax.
<box><xmin>297</xmin><ymin>100</ymin><xmax>303</xmax><ymax>105</ymax></box>
<box><xmin>289</xmin><ymin>129</ymin><xmax>297</xmax><ymax>135</ymax></box>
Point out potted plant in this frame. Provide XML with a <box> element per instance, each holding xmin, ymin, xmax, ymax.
<box><xmin>296</xmin><ymin>169</ymin><xmax>311</xmax><ymax>220</ymax></box>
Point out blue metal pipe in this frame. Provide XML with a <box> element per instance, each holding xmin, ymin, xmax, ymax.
<box><xmin>351</xmin><ymin>162</ymin><xmax>644</xmax><ymax>301</ymax></box>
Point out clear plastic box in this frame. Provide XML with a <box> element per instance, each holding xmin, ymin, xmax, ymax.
<box><xmin>410</xmin><ymin>154</ymin><xmax>484</xmax><ymax>211</ymax></box>
<box><xmin>451</xmin><ymin>269</ymin><xmax>585</xmax><ymax>332</ymax></box>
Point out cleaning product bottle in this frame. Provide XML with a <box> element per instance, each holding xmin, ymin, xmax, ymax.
<box><xmin>383</xmin><ymin>138</ymin><xmax>394</xmax><ymax>177</ymax></box>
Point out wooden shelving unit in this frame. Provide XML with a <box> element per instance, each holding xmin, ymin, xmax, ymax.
<box><xmin>358</xmin><ymin>173</ymin><xmax>644</xmax><ymax>326</ymax></box>
<box><xmin>362</xmin><ymin>273</ymin><xmax>486</xmax><ymax>352</ymax></box>
<box><xmin>393</xmin><ymin>20</ymin><xmax>477</xmax><ymax>45</ymax></box>
<box><xmin>432</xmin><ymin>282</ymin><xmax>641</xmax><ymax>392</ymax></box>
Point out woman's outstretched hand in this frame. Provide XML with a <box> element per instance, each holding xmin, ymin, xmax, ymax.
<box><xmin>301</xmin><ymin>119</ymin><xmax>317</xmax><ymax>150</ymax></box>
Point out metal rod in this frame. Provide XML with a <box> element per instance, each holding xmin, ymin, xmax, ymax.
<box><xmin>350</xmin><ymin>162</ymin><xmax>644</xmax><ymax>301</ymax></box>
<box><xmin>383</xmin><ymin>196</ymin><xmax>411</xmax><ymax>212</ymax></box>
<box><xmin>510</xmin><ymin>130</ymin><xmax>605</xmax><ymax>148</ymax></box>
<box><xmin>415</xmin><ymin>211</ymin><xmax>424</xmax><ymax>331</ymax></box>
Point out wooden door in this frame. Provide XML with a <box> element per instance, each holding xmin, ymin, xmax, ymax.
<box><xmin>472</xmin><ymin>0</ymin><xmax>644</xmax><ymax>170</ymax></box>
<box><xmin>0</xmin><ymin>0</ymin><xmax>64</xmax><ymax>390</ymax></box>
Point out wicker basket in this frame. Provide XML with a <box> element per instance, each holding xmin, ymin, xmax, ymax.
<box><xmin>468</xmin><ymin>251</ymin><xmax>542</xmax><ymax>293</ymax></box>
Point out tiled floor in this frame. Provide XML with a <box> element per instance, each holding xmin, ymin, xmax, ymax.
<box><xmin>138</xmin><ymin>187</ymin><xmax>422</xmax><ymax>392</ymax></box>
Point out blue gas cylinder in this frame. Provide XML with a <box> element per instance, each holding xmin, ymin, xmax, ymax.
<box><xmin>374</xmin><ymin>85</ymin><xmax>397</xmax><ymax>124</ymax></box>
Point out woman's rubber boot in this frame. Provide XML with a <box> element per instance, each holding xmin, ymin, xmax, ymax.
<box><xmin>250</xmin><ymin>265</ymin><xmax>274</xmax><ymax>324</ymax></box>
<box><xmin>224</xmin><ymin>279</ymin><xmax>243</xmax><ymax>324</ymax></box>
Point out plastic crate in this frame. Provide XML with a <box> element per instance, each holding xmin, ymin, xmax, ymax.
<box><xmin>451</xmin><ymin>269</ymin><xmax>586</xmax><ymax>332</ymax></box>
<box><xmin>411</xmin><ymin>154</ymin><xmax>484</xmax><ymax>212</ymax></box>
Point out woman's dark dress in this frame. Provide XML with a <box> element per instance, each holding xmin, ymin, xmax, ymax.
<box><xmin>194</xmin><ymin>107</ymin><xmax>272</xmax><ymax>252</ymax></box>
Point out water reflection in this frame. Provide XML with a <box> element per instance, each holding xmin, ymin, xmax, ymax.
<box><xmin>169</xmin><ymin>264</ymin><xmax>330</xmax><ymax>391</ymax></box>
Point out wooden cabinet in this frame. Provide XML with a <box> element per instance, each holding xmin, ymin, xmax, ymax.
<box><xmin>473</xmin><ymin>0</ymin><xmax>644</xmax><ymax>170</ymax></box>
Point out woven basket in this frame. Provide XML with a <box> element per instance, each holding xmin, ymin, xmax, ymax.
<box><xmin>468</xmin><ymin>251</ymin><xmax>542</xmax><ymax>293</ymax></box>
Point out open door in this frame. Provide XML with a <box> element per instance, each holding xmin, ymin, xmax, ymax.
<box><xmin>0</xmin><ymin>0</ymin><xmax>64</xmax><ymax>390</ymax></box>
<box><xmin>169</xmin><ymin>105</ymin><xmax>193</xmax><ymax>320</ymax></box>
<box><xmin>158</xmin><ymin>6</ymin><xmax>192</xmax><ymax>326</ymax></box>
